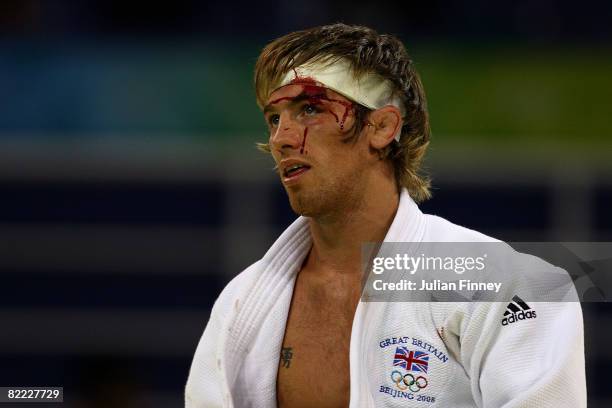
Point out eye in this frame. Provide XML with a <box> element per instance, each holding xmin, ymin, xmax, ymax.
<box><xmin>267</xmin><ymin>114</ymin><xmax>280</xmax><ymax>127</ymax></box>
<box><xmin>303</xmin><ymin>104</ymin><xmax>319</xmax><ymax>115</ymax></box>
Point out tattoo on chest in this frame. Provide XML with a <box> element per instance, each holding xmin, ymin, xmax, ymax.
<box><xmin>281</xmin><ymin>347</ymin><xmax>293</xmax><ymax>368</ymax></box>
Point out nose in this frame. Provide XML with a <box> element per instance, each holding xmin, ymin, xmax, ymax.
<box><xmin>270</xmin><ymin>112</ymin><xmax>302</xmax><ymax>152</ymax></box>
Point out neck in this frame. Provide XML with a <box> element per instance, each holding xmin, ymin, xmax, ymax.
<box><xmin>306</xmin><ymin>179</ymin><xmax>400</xmax><ymax>274</ymax></box>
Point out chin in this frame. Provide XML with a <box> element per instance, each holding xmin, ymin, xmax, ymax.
<box><xmin>287</xmin><ymin>193</ymin><xmax>314</xmax><ymax>216</ymax></box>
<box><xmin>285</xmin><ymin>188</ymin><xmax>322</xmax><ymax>217</ymax></box>
<box><xmin>282</xmin><ymin>174</ymin><xmax>359</xmax><ymax>218</ymax></box>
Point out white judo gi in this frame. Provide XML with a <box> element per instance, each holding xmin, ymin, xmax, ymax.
<box><xmin>185</xmin><ymin>189</ymin><xmax>586</xmax><ymax>407</ymax></box>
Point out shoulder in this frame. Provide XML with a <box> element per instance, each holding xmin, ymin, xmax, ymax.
<box><xmin>211</xmin><ymin>217</ymin><xmax>310</xmax><ymax>318</ymax></box>
<box><xmin>422</xmin><ymin>213</ymin><xmax>501</xmax><ymax>243</ymax></box>
<box><xmin>211</xmin><ymin>259</ymin><xmax>266</xmax><ymax>319</ymax></box>
<box><xmin>421</xmin><ymin>213</ymin><xmax>580</xmax><ymax>310</ymax></box>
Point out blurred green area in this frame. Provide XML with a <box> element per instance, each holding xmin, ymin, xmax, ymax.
<box><xmin>186</xmin><ymin>43</ymin><xmax>612</xmax><ymax>153</ymax></box>
<box><xmin>416</xmin><ymin>45</ymin><xmax>612</xmax><ymax>150</ymax></box>
<box><xmin>5</xmin><ymin>42</ymin><xmax>611</xmax><ymax>154</ymax></box>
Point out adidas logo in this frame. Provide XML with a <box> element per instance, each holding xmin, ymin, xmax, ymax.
<box><xmin>501</xmin><ymin>295</ymin><xmax>537</xmax><ymax>326</ymax></box>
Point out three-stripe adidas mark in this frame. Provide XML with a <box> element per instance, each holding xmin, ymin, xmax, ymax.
<box><xmin>501</xmin><ymin>295</ymin><xmax>537</xmax><ymax>326</ymax></box>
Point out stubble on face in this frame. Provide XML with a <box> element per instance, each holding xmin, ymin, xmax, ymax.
<box><xmin>285</xmin><ymin>154</ymin><xmax>367</xmax><ymax>222</ymax></box>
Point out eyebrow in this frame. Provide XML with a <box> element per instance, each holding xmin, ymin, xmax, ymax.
<box><xmin>263</xmin><ymin>92</ymin><xmax>323</xmax><ymax>115</ymax></box>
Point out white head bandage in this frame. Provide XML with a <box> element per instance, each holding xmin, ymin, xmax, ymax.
<box><xmin>276</xmin><ymin>58</ymin><xmax>405</xmax><ymax>141</ymax></box>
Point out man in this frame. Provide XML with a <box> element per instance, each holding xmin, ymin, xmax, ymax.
<box><xmin>186</xmin><ymin>24</ymin><xmax>586</xmax><ymax>407</ymax></box>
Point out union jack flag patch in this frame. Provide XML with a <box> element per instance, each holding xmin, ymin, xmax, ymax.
<box><xmin>393</xmin><ymin>347</ymin><xmax>429</xmax><ymax>373</ymax></box>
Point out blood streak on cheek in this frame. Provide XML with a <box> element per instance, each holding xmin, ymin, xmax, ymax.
<box><xmin>300</xmin><ymin>127</ymin><xmax>308</xmax><ymax>154</ymax></box>
<box><xmin>327</xmin><ymin>110</ymin><xmax>339</xmax><ymax>123</ymax></box>
<box><xmin>337</xmin><ymin>101</ymin><xmax>353</xmax><ymax>130</ymax></box>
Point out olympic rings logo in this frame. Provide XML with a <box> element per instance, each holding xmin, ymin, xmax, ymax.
<box><xmin>390</xmin><ymin>370</ymin><xmax>428</xmax><ymax>392</ymax></box>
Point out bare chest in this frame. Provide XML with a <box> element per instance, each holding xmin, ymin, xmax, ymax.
<box><xmin>276</xmin><ymin>271</ymin><xmax>361</xmax><ymax>408</ymax></box>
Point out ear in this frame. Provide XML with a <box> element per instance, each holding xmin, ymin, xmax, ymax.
<box><xmin>367</xmin><ymin>106</ymin><xmax>402</xmax><ymax>150</ymax></box>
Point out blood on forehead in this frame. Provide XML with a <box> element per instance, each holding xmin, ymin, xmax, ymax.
<box><xmin>267</xmin><ymin>76</ymin><xmax>355</xmax><ymax>131</ymax></box>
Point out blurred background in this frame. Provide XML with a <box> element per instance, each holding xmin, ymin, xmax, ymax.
<box><xmin>0</xmin><ymin>0</ymin><xmax>610</xmax><ymax>406</ymax></box>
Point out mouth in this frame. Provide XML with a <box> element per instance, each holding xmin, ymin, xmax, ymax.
<box><xmin>281</xmin><ymin>162</ymin><xmax>311</xmax><ymax>183</ymax></box>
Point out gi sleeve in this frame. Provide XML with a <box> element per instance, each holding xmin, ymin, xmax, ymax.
<box><xmin>185</xmin><ymin>293</ymin><xmax>227</xmax><ymax>408</ymax></box>
<box><xmin>185</xmin><ymin>260</ymin><xmax>262</xmax><ymax>408</ymax></box>
<box><xmin>457</xmin><ymin>296</ymin><xmax>586</xmax><ymax>407</ymax></box>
